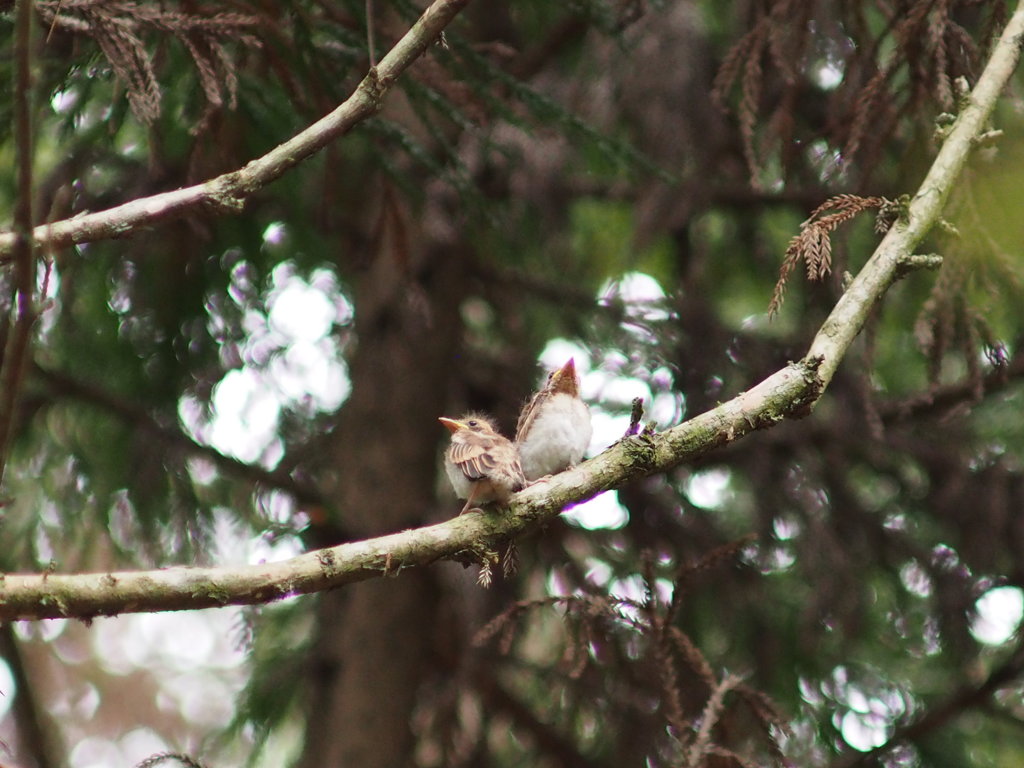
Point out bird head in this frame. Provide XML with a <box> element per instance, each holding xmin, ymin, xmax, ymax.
<box><xmin>438</xmin><ymin>414</ymin><xmax>498</xmax><ymax>435</ymax></box>
<box><xmin>548</xmin><ymin>358</ymin><xmax>580</xmax><ymax>397</ymax></box>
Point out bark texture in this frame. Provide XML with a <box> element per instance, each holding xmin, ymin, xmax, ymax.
<box><xmin>299</xmin><ymin>193</ymin><xmax>467</xmax><ymax>766</ymax></box>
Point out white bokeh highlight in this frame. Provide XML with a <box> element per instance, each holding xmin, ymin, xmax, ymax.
<box><xmin>972</xmin><ymin>586</ymin><xmax>1024</xmax><ymax>646</ymax></box>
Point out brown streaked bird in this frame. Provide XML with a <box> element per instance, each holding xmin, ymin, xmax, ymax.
<box><xmin>515</xmin><ymin>358</ymin><xmax>593</xmax><ymax>481</ymax></box>
<box><xmin>439</xmin><ymin>414</ymin><xmax>525</xmax><ymax>514</ymax></box>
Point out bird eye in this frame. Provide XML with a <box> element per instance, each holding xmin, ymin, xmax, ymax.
<box><xmin>467</xmin><ymin>420</ymin><xmax>478</xmax><ymax>427</ymax></box>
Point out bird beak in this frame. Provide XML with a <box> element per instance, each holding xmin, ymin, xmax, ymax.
<box><xmin>550</xmin><ymin>358</ymin><xmax>579</xmax><ymax>395</ymax></box>
<box><xmin>438</xmin><ymin>417</ymin><xmax>467</xmax><ymax>433</ymax></box>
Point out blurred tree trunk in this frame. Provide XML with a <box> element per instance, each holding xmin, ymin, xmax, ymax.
<box><xmin>299</xmin><ymin>188</ymin><xmax>467</xmax><ymax>766</ymax></box>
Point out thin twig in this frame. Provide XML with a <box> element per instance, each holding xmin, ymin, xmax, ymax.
<box><xmin>133</xmin><ymin>753</ymin><xmax>208</xmax><ymax>768</ymax></box>
<box><xmin>684</xmin><ymin>673</ymin><xmax>744</xmax><ymax>768</ymax></box>
<box><xmin>879</xmin><ymin>351</ymin><xmax>1024</xmax><ymax>423</ymax></box>
<box><xmin>45</xmin><ymin>0</ymin><xmax>64</xmax><ymax>42</ymax></box>
<box><xmin>625</xmin><ymin>398</ymin><xmax>644</xmax><ymax>437</ymax></box>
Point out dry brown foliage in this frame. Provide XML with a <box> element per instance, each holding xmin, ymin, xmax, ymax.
<box><xmin>915</xmin><ymin>255</ymin><xmax>1009</xmax><ymax>396</ymax></box>
<box><xmin>906</xmin><ymin>170</ymin><xmax>1020</xmax><ymax>398</ymax></box>
<box><xmin>769</xmin><ymin>194</ymin><xmax>890</xmax><ymax>316</ymax></box>
<box><xmin>473</xmin><ymin>536</ymin><xmax>791</xmax><ymax>766</ymax></box>
<box><xmin>712</xmin><ymin>0</ymin><xmax>1005</xmax><ymax>185</ymax></box>
<box><xmin>37</xmin><ymin>0</ymin><xmax>262</xmax><ymax>129</ymax></box>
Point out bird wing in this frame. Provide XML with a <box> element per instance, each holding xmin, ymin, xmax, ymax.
<box><xmin>515</xmin><ymin>389</ymin><xmax>550</xmax><ymax>442</ymax></box>
<box><xmin>507</xmin><ymin>453</ymin><xmax>525</xmax><ymax>490</ymax></box>
<box><xmin>449</xmin><ymin>438</ymin><xmax>499</xmax><ymax>481</ymax></box>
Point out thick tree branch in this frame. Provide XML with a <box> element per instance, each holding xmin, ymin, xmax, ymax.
<box><xmin>0</xmin><ymin>0</ymin><xmax>471</xmax><ymax>259</ymax></box>
<box><xmin>1</xmin><ymin>3</ymin><xmax>1022</xmax><ymax>621</ymax></box>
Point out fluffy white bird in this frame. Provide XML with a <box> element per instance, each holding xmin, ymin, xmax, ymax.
<box><xmin>515</xmin><ymin>358</ymin><xmax>592</xmax><ymax>481</ymax></box>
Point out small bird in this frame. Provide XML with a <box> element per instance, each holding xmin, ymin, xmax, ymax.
<box><xmin>439</xmin><ymin>414</ymin><xmax>525</xmax><ymax>514</ymax></box>
<box><xmin>515</xmin><ymin>358</ymin><xmax>593</xmax><ymax>481</ymax></box>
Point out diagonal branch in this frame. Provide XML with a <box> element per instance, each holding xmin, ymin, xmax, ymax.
<box><xmin>0</xmin><ymin>0</ymin><xmax>472</xmax><ymax>259</ymax></box>
<box><xmin>878</xmin><ymin>352</ymin><xmax>1024</xmax><ymax>423</ymax></box>
<box><xmin>0</xmin><ymin>1</ymin><xmax>1022</xmax><ymax>621</ymax></box>
<box><xmin>832</xmin><ymin>641</ymin><xmax>1024</xmax><ymax>768</ymax></box>
<box><xmin>0</xmin><ymin>359</ymin><xmax>825</xmax><ymax>620</ymax></box>
<box><xmin>33</xmin><ymin>363</ymin><xmax>326</xmax><ymax>507</ymax></box>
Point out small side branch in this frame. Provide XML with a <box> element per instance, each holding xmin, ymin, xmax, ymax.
<box><xmin>683</xmin><ymin>673</ymin><xmax>745</xmax><ymax>768</ymax></box>
<box><xmin>894</xmin><ymin>253</ymin><xmax>944</xmax><ymax>279</ymax></box>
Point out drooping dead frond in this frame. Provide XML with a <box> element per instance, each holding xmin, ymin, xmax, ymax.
<box><xmin>476</xmin><ymin>558</ymin><xmax>493</xmax><ymax>588</ymax></box>
<box><xmin>711</xmin><ymin>0</ymin><xmax>813</xmax><ymax>187</ymax></box>
<box><xmin>712</xmin><ymin>15</ymin><xmax>769</xmax><ymax>184</ymax></box>
<box><xmin>769</xmin><ymin>195</ymin><xmax>889</xmax><ymax>317</ymax></box>
<box><xmin>37</xmin><ymin>0</ymin><xmax>262</xmax><ymax>128</ymax></box>
<box><xmin>714</xmin><ymin>0</ymin><xmax>1000</xmax><ymax>185</ymax></box>
<box><xmin>474</xmin><ymin>540</ymin><xmax>788</xmax><ymax>765</ymax></box>
<box><xmin>914</xmin><ymin>256</ymin><xmax>1011</xmax><ymax>397</ymax></box>
<box><xmin>898</xmin><ymin>168</ymin><xmax>1019</xmax><ymax>397</ymax></box>
<box><xmin>501</xmin><ymin>540</ymin><xmax>519</xmax><ymax>577</ymax></box>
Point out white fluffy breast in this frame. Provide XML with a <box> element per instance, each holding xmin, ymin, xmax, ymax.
<box><xmin>443</xmin><ymin>458</ymin><xmax>474</xmax><ymax>499</ymax></box>
<box><xmin>517</xmin><ymin>393</ymin><xmax>592</xmax><ymax>480</ymax></box>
